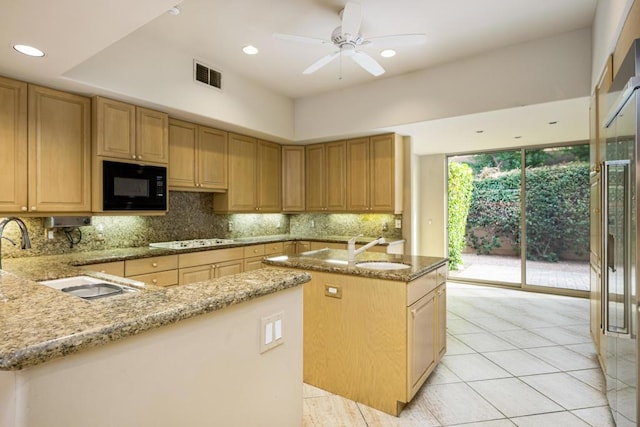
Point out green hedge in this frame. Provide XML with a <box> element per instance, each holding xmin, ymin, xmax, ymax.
<box><xmin>465</xmin><ymin>162</ymin><xmax>589</xmax><ymax>262</ymax></box>
<box><xmin>447</xmin><ymin>162</ymin><xmax>474</xmax><ymax>270</ymax></box>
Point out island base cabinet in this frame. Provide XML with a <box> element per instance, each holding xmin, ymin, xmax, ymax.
<box><xmin>303</xmin><ymin>269</ymin><xmax>445</xmax><ymax>416</ymax></box>
<box><xmin>0</xmin><ymin>286</ymin><xmax>303</xmax><ymax>427</ymax></box>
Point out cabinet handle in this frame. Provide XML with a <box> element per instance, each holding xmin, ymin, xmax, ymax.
<box><xmin>152</xmin><ymin>262</ymin><xmax>158</xmax><ymax>267</ymax></box>
<box><xmin>132</xmin><ymin>155</ymin><xmax>137</xmax><ymax>159</ymax></box>
<box><xmin>31</xmin><ymin>206</ymin><xmax>37</xmax><ymax>211</ymax></box>
<box><xmin>152</xmin><ymin>279</ymin><xmax>158</xmax><ymax>284</ymax></box>
<box><xmin>138</xmin><ymin>155</ymin><xmax>142</xmax><ymax>160</ymax></box>
<box><xmin>21</xmin><ymin>206</ymin><xmax>27</xmax><ymax>211</ymax></box>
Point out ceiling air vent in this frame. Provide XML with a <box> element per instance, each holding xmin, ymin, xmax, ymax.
<box><xmin>193</xmin><ymin>60</ymin><xmax>222</xmax><ymax>90</ymax></box>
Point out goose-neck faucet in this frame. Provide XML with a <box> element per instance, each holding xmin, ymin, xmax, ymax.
<box><xmin>347</xmin><ymin>234</ymin><xmax>385</xmax><ymax>264</ymax></box>
<box><xmin>0</xmin><ymin>217</ymin><xmax>31</xmax><ymax>270</ymax></box>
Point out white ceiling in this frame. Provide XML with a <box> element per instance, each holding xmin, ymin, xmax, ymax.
<box><xmin>1</xmin><ymin>0</ymin><xmax>598</xmax><ymax>153</ymax></box>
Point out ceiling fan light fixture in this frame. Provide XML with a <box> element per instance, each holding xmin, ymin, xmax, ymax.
<box><xmin>242</xmin><ymin>45</ymin><xmax>259</xmax><ymax>55</ymax></box>
<box><xmin>380</xmin><ymin>49</ymin><xmax>396</xmax><ymax>58</ymax></box>
<box><xmin>13</xmin><ymin>44</ymin><xmax>44</xmax><ymax>57</ymax></box>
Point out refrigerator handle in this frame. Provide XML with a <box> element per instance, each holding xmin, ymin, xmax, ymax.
<box><xmin>607</xmin><ymin>233</ymin><xmax>616</xmax><ymax>272</ymax></box>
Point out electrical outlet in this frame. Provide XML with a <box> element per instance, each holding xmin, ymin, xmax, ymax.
<box><xmin>395</xmin><ymin>219</ymin><xmax>402</xmax><ymax>229</ymax></box>
<box><xmin>310</xmin><ymin>220</ymin><xmax>315</xmax><ymax>228</ymax></box>
<box><xmin>228</xmin><ymin>222</ymin><xmax>234</xmax><ymax>232</ymax></box>
<box><xmin>260</xmin><ymin>311</ymin><xmax>284</xmax><ymax>353</ymax></box>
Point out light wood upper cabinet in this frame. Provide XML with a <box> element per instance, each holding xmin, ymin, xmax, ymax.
<box><xmin>214</xmin><ymin>134</ymin><xmax>281</xmax><ymax>212</ymax></box>
<box><xmin>305</xmin><ymin>141</ymin><xmax>346</xmax><ymax>211</ymax></box>
<box><xmin>93</xmin><ymin>96</ymin><xmax>168</xmax><ymax>164</ymax></box>
<box><xmin>0</xmin><ymin>76</ymin><xmax>28</xmax><ymax>212</ymax></box>
<box><xmin>346</xmin><ymin>137</ymin><xmax>369</xmax><ymax>211</ymax></box>
<box><xmin>282</xmin><ymin>145</ymin><xmax>305</xmax><ymax>212</ymax></box>
<box><xmin>168</xmin><ymin>119</ymin><xmax>228</xmax><ymax>191</ymax></box>
<box><xmin>257</xmin><ymin>139</ymin><xmax>282</xmax><ymax>211</ymax></box>
<box><xmin>28</xmin><ymin>85</ymin><xmax>91</xmax><ymax>213</ymax></box>
<box><xmin>347</xmin><ymin>133</ymin><xmax>402</xmax><ymax>213</ymax></box>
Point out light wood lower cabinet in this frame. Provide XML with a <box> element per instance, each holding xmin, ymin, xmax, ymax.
<box><xmin>85</xmin><ymin>256</ymin><xmax>178</xmax><ymax>287</ymax></box>
<box><xmin>178</xmin><ymin>247</ymin><xmax>245</xmax><ymax>285</ymax></box>
<box><xmin>303</xmin><ymin>265</ymin><xmax>447</xmax><ymax>416</ymax></box>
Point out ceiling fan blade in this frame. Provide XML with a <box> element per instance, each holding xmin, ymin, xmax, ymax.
<box><xmin>351</xmin><ymin>51</ymin><xmax>385</xmax><ymax>76</ymax></box>
<box><xmin>303</xmin><ymin>51</ymin><xmax>340</xmax><ymax>74</ymax></box>
<box><xmin>272</xmin><ymin>32</ymin><xmax>331</xmax><ymax>45</ymax></box>
<box><xmin>364</xmin><ymin>33</ymin><xmax>428</xmax><ymax>47</ymax></box>
<box><xmin>341</xmin><ymin>1</ymin><xmax>362</xmax><ymax>37</ymax></box>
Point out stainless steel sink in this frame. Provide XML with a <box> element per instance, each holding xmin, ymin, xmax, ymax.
<box><xmin>356</xmin><ymin>262</ymin><xmax>411</xmax><ymax>270</ymax></box>
<box><xmin>149</xmin><ymin>238</ymin><xmax>234</xmax><ymax>250</ymax></box>
<box><xmin>40</xmin><ymin>276</ymin><xmax>138</xmax><ymax>300</ymax></box>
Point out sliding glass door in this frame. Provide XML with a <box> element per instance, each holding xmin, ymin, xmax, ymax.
<box><xmin>447</xmin><ymin>143</ymin><xmax>589</xmax><ymax>295</ymax></box>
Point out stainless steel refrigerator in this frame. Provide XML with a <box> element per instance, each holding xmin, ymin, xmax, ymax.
<box><xmin>603</xmin><ymin>38</ymin><xmax>640</xmax><ymax>426</ymax></box>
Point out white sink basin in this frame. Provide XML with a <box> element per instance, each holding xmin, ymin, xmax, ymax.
<box><xmin>356</xmin><ymin>262</ymin><xmax>411</xmax><ymax>270</ymax></box>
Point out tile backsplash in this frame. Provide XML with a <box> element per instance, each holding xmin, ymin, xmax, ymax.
<box><xmin>1</xmin><ymin>192</ymin><xmax>402</xmax><ymax>258</ymax></box>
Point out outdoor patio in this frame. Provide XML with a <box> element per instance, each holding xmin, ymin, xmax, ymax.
<box><xmin>449</xmin><ymin>253</ymin><xmax>590</xmax><ymax>292</ymax></box>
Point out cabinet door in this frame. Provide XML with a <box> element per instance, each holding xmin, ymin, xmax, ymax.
<box><xmin>225</xmin><ymin>133</ymin><xmax>257</xmax><ymax>211</ymax></box>
<box><xmin>306</xmin><ymin>144</ymin><xmax>325</xmax><ymax>211</ymax></box>
<box><xmin>257</xmin><ymin>140</ymin><xmax>281</xmax><ymax>211</ymax></box>
<box><xmin>325</xmin><ymin>141</ymin><xmax>347</xmax><ymax>211</ymax></box>
<box><xmin>179</xmin><ymin>265</ymin><xmax>214</xmax><ymax>285</ymax></box>
<box><xmin>296</xmin><ymin>241</ymin><xmax>311</xmax><ymax>254</ymax></box>
<box><xmin>370</xmin><ymin>134</ymin><xmax>395</xmax><ymax>212</ymax></box>
<box><xmin>136</xmin><ymin>107</ymin><xmax>168</xmax><ymax>164</ymax></box>
<box><xmin>215</xmin><ymin>259</ymin><xmax>244</xmax><ymax>278</ymax></box>
<box><xmin>283</xmin><ymin>242</ymin><xmax>298</xmax><ymax>256</ymax></box>
<box><xmin>93</xmin><ymin>96</ymin><xmax>136</xmax><ymax>160</ymax></box>
<box><xmin>198</xmin><ymin>126</ymin><xmax>228</xmax><ymax>190</ymax></box>
<box><xmin>347</xmin><ymin>137</ymin><xmax>370</xmax><ymax>211</ymax></box>
<box><xmin>436</xmin><ymin>285</ymin><xmax>447</xmax><ymax>360</ymax></box>
<box><xmin>28</xmin><ymin>85</ymin><xmax>91</xmax><ymax>213</ymax></box>
<box><xmin>407</xmin><ymin>291</ymin><xmax>436</xmax><ymax>399</ymax></box>
<box><xmin>282</xmin><ymin>146</ymin><xmax>305</xmax><ymax>211</ymax></box>
<box><xmin>244</xmin><ymin>256</ymin><xmax>264</xmax><ymax>272</ymax></box>
<box><xmin>168</xmin><ymin>118</ymin><xmax>197</xmax><ymax>189</ymax></box>
<box><xmin>85</xmin><ymin>261</ymin><xmax>125</xmax><ymax>277</ymax></box>
<box><xmin>0</xmin><ymin>77</ymin><xmax>28</xmax><ymax>212</ymax></box>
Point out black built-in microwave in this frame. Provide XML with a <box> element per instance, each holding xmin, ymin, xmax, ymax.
<box><xmin>102</xmin><ymin>160</ymin><xmax>167</xmax><ymax>211</ymax></box>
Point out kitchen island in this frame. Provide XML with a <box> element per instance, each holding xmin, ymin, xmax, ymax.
<box><xmin>263</xmin><ymin>249</ymin><xmax>447</xmax><ymax>416</ymax></box>
<box><xmin>0</xmin><ymin>262</ymin><xmax>310</xmax><ymax>427</ymax></box>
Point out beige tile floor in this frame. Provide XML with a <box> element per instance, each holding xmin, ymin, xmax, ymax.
<box><xmin>303</xmin><ymin>282</ymin><xmax>614</xmax><ymax>426</ymax></box>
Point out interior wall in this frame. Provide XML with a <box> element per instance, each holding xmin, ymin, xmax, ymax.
<box><xmin>63</xmin><ymin>31</ymin><xmax>295</xmax><ymax>142</ymax></box>
<box><xmin>416</xmin><ymin>154</ymin><xmax>447</xmax><ymax>257</ymax></box>
<box><xmin>591</xmin><ymin>0</ymin><xmax>635</xmax><ymax>89</ymax></box>
<box><xmin>294</xmin><ymin>28</ymin><xmax>592</xmax><ymax>142</ymax></box>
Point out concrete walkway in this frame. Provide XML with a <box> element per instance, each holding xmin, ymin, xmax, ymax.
<box><xmin>449</xmin><ymin>253</ymin><xmax>590</xmax><ymax>292</ymax></box>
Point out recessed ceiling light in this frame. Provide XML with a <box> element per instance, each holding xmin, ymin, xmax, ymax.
<box><xmin>13</xmin><ymin>44</ymin><xmax>44</xmax><ymax>57</ymax></box>
<box><xmin>380</xmin><ymin>49</ymin><xmax>396</xmax><ymax>58</ymax></box>
<box><xmin>243</xmin><ymin>45</ymin><xmax>259</xmax><ymax>55</ymax></box>
<box><xmin>168</xmin><ymin>5</ymin><xmax>180</xmax><ymax>15</ymax></box>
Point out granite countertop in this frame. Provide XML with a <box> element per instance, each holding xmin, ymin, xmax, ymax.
<box><xmin>0</xmin><ymin>266</ymin><xmax>310</xmax><ymax>371</ymax></box>
<box><xmin>0</xmin><ymin>234</ymin><xmax>402</xmax><ymax>371</ymax></box>
<box><xmin>262</xmin><ymin>248</ymin><xmax>447</xmax><ymax>282</ymax></box>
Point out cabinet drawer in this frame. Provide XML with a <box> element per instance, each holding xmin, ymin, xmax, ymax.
<box><xmin>264</xmin><ymin>242</ymin><xmax>284</xmax><ymax>255</ymax></box>
<box><xmin>179</xmin><ymin>247</ymin><xmax>244</xmax><ymax>268</ymax></box>
<box><xmin>125</xmin><ymin>255</ymin><xmax>178</xmax><ymax>276</ymax></box>
<box><xmin>407</xmin><ymin>270</ymin><xmax>438</xmax><ymax>306</ymax></box>
<box><xmin>129</xmin><ymin>269</ymin><xmax>178</xmax><ymax>287</ymax></box>
<box><xmin>85</xmin><ymin>261</ymin><xmax>125</xmax><ymax>277</ymax></box>
<box><xmin>244</xmin><ymin>244</ymin><xmax>265</xmax><ymax>258</ymax></box>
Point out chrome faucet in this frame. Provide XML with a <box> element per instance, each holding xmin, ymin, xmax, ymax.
<box><xmin>0</xmin><ymin>217</ymin><xmax>31</xmax><ymax>269</ymax></box>
<box><xmin>347</xmin><ymin>234</ymin><xmax>385</xmax><ymax>264</ymax></box>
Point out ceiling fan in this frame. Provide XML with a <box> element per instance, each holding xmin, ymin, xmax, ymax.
<box><xmin>273</xmin><ymin>1</ymin><xmax>427</xmax><ymax>77</ymax></box>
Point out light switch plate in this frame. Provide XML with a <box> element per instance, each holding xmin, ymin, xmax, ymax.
<box><xmin>260</xmin><ymin>311</ymin><xmax>284</xmax><ymax>353</ymax></box>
